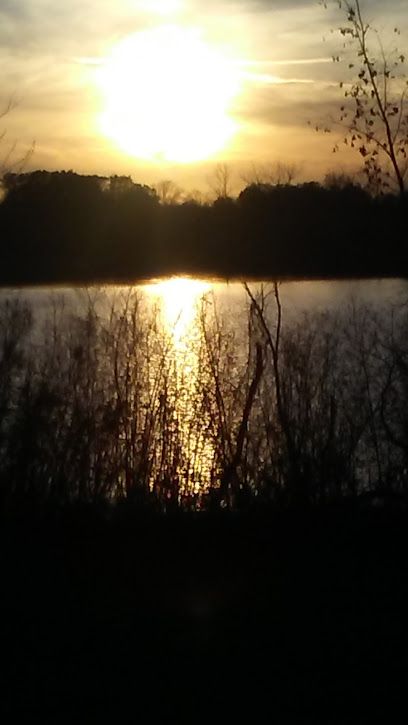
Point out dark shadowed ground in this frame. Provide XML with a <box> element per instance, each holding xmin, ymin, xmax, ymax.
<box><xmin>1</xmin><ymin>507</ymin><xmax>407</xmax><ymax>722</ymax></box>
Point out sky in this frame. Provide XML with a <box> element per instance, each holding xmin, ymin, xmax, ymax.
<box><xmin>0</xmin><ymin>0</ymin><xmax>406</xmax><ymax>192</ymax></box>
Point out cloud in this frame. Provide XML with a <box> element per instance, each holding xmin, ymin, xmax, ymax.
<box><xmin>0</xmin><ymin>0</ymin><xmax>405</xmax><ymax>182</ymax></box>
<box><xmin>234</xmin><ymin>73</ymin><xmax>343</xmax><ymax>129</ymax></box>
<box><xmin>195</xmin><ymin>0</ymin><xmax>313</xmax><ymax>10</ymax></box>
<box><xmin>0</xmin><ymin>1</ymin><xmax>146</xmax><ymax>56</ymax></box>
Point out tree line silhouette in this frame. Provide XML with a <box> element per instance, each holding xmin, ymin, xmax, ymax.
<box><xmin>0</xmin><ymin>169</ymin><xmax>406</xmax><ymax>284</ymax></box>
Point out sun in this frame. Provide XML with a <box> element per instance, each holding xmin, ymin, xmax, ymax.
<box><xmin>96</xmin><ymin>25</ymin><xmax>241</xmax><ymax>163</ymax></box>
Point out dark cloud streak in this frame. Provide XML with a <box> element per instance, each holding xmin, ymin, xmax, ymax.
<box><xmin>201</xmin><ymin>0</ymin><xmax>313</xmax><ymax>10</ymax></box>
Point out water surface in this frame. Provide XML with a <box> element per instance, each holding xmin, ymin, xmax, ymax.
<box><xmin>1</xmin><ymin>277</ymin><xmax>407</xmax><ymax>504</ymax></box>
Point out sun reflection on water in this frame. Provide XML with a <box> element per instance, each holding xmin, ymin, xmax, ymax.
<box><xmin>144</xmin><ymin>277</ymin><xmax>215</xmax><ymax>500</ymax></box>
<box><xmin>145</xmin><ymin>276</ymin><xmax>211</xmax><ymax>343</ymax></box>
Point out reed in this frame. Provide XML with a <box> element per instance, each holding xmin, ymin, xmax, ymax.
<box><xmin>1</xmin><ymin>286</ymin><xmax>407</xmax><ymax>515</ymax></box>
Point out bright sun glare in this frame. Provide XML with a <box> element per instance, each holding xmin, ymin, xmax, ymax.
<box><xmin>145</xmin><ymin>277</ymin><xmax>211</xmax><ymax>343</ymax></box>
<box><xmin>97</xmin><ymin>25</ymin><xmax>241</xmax><ymax>163</ymax></box>
<box><xmin>139</xmin><ymin>0</ymin><xmax>183</xmax><ymax>15</ymax></box>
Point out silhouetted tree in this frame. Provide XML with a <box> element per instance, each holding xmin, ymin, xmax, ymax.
<box><xmin>154</xmin><ymin>179</ymin><xmax>184</xmax><ymax>204</ymax></box>
<box><xmin>0</xmin><ymin>99</ymin><xmax>34</xmax><ymax>183</ymax></box>
<box><xmin>0</xmin><ymin>169</ymin><xmax>406</xmax><ymax>282</ymax></box>
<box><xmin>322</xmin><ymin>0</ymin><xmax>408</xmax><ymax>195</ymax></box>
<box><xmin>324</xmin><ymin>169</ymin><xmax>358</xmax><ymax>189</ymax></box>
<box><xmin>242</xmin><ymin>161</ymin><xmax>301</xmax><ymax>187</ymax></box>
<box><xmin>208</xmin><ymin>162</ymin><xmax>233</xmax><ymax>200</ymax></box>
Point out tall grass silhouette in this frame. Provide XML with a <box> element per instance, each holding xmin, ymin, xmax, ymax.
<box><xmin>1</xmin><ymin>285</ymin><xmax>408</xmax><ymax>515</ymax></box>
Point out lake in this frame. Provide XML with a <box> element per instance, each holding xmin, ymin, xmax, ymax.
<box><xmin>2</xmin><ymin>275</ymin><xmax>407</xmax><ymax>313</ymax></box>
<box><xmin>1</xmin><ymin>276</ymin><xmax>407</xmax><ymax>508</ymax></box>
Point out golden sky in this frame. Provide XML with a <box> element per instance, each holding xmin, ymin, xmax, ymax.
<box><xmin>0</xmin><ymin>0</ymin><xmax>406</xmax><ymax>191</ymax></box>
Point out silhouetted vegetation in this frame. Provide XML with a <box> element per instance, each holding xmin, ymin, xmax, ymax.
<box><xmin>0</xmin><ymin>165</ymin><xmax>406</xmax><ymax>723</ymax></box>
<box><xmin>321</xmin><ymin>0</ymin><xmax>408</xmax><ymax>195</ymax></box>
<box><xmin>1</xmin><ymin>286</ymin><xmax>407</xmax><ymax>720</ymax></box>
<box><xmin>2</xmin><ymin>5</ymin><xmax>406</xmax><ymax>717</ymax></box>
<box><xmin>0</xmin><ymin>169</ymin><xmax>406</xmax><ymax>284</ymax></box>
<box><xmin>1</xmin><ymin>286</ymin><xmax>408</xmax><ymax>518</ymax></box>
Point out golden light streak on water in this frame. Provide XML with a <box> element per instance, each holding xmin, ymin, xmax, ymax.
<box><xmin>144</xmin><ymin>277</ymin><xmax>211</xmax><ymax>344</ymax></box>
<box><xmin>144</xmin><ymin>277</ymin><xmax>215</xmax><ymax>500</ymax></box>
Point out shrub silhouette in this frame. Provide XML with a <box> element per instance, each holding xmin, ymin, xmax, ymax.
<box><xmin>1</xmin><ymin>286</ymin><xmax>408</xmax><ymax>515</ymax></box>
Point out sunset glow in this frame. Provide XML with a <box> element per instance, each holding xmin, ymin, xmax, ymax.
<box><xmin>144</xmin><ymin>276</ymin><xmax>215</xmax><ymax>496</ymax></box>
<box><xmin>2</xmin><ymin>0</ymin><xmax>408</xmax><ymax>712</ymax></box>
<box><xmin>97</xmin><ymin>25</ymin><xmax>241</xmax><ymax>163</ymax></box>
<box><xmin>145</xmin><ymin>277</ymin><xmax>211</xmax><ymax>343</ymax></box>
<box><xmin>2</xmin><ymin>0</ymin><xmax>407</xmax><ymax>186</ymax></box>
<box><xmin>139</xmin><ymin>0</ymin><xmax>184</xmax><ymax>15</ymax></box>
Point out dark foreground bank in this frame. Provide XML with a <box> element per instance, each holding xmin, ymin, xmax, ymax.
<box><xmin>1</xmin><ymin>506</ymin><xmax>407</xmax><ymax>722</ymax></box>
